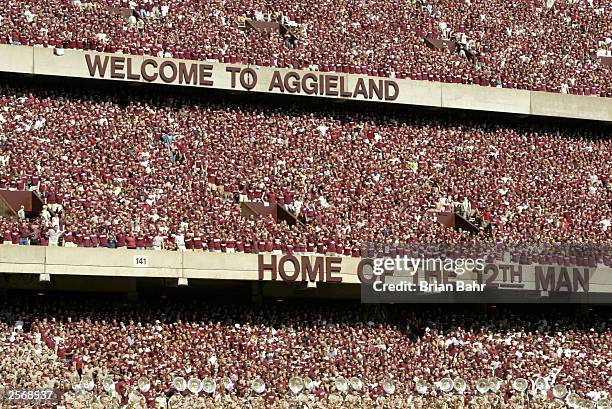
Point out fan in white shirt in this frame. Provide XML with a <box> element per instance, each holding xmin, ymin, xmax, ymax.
<box><xmin>48</xmin><ymin>227</ymin><xmax>64</xmax><ymax>246</ymax></box>
<box><xmin>153</xmin><ymin>235</ymin><xmax>164</xmax><ymax>250</ymax></box>
<box><xmin>173</xmin><ymin>232</ymin><xmax>186</xmax><ymax>251</ymax></box>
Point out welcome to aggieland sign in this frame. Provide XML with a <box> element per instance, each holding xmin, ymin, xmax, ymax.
<box><xmin>84</xmin><ymin>54</ymin><xmax>400</xmax><ymax>101</ymax></box>
<box><xmin>3</xmin><ymin>46</ymin><xmax>611</xmax><ymax>121</ymax></box>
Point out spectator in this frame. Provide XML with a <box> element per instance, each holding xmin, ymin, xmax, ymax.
<box><xmin>1</xmin><ymin>295</ymin><xmax>610</xmax><ymax>408</ymax></box>
<box><xmin>0</xmin><ymin>85</ymin><xmax>609</xmax><ymax>258</ymax></box>
<box><xmin>46</xmin><ymin>226</ymin><xmax>62</xmax><ymax>247</ymax></box>
<box><xmin>17</xmin><ymin>205</ymin><xmax>25</xmax><ymax>220</ymax></box>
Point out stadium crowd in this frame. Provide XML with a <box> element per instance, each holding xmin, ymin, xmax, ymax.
<box><xmin>0</xmin><ymin>86</ymin><xmax>610</xmax><ymax>257</ymax></box>
<box><xmin>0</xmin><ymin>0</ymin><xmax>610</xmax><ymax>96</ymax></box>
<box><xmin>1</xmin><ymin>296</ymin><xmax>611</xmax><ymax>408</ymax></box>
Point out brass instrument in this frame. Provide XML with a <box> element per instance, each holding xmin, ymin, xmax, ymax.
<box><xmin>187</xmin><ymin>377</ymin><xmax>204</xmax><ymax>394</ymax></box>
<box><xmin>304</xmin><ymin>376</ymin><xmax>315</xmax><ymax>391</ymax></box>
<box><xmin>201</xmin><ymin>377</ymin><xmax>216</xmax><ymax>394</ymax></box>
<box><xmin>288</xmin><ymin>376</ymin><xmax>304</xmax><ymax>395</ymax></box>
<box><xmin>251</xmin><ymin>377</ymin><xmax>266</xmax><ymax>394</ymax></box>
<box><xmin>81</xmin><ymin>373</ymin><xmax>95</xmax><ymax>391</ymax></box>
<box><xmin>416</xmin><ymin>379</ymin><xmax>430</xmax><ymax>394</ymax></box>
<box><xmin>552</xmin><ymin>384</ymin><xmax>568</xmax><ymax>399</ymax></box>
<box><xmin>168</xmin><ymin>393</ymin><xmax>184</xmax><ymax>409</ymax></box>
<box><xmin>597</xmin><ymin>399</ymin><xmax>612</xmax><ymax>409</ymax></box>
<box><xmin>328</xmin><ymin>392</ymin><xmax>343</xmax><ymax>407</ymax></box>
<box><xmin>334</xmin><ymin>376</ymin><xmax>349</xmax><ymax>393</ymax></box>
<box><xmin>222</xmin><ymin>376</ymin><xmax>234</xmax><ymax>392</ymax></box>
<box><xmin>70</xmin><ymin>372</ymin><xmax>81</xmax><ymax>392</ymax></box>
<box><xmin>439</xmin><ymin>377</ymin><xmax>453</xmax><ymax>393</ymax></box>
<box><xmin>102</xmin><ymin>376</ymin><xmax>115</xmax><ymax>393</ymax></box>
<box><xmin>488</xmin><ymin>377</ymin><xmax>503</xmax><ymax>393</ymax></box>
<box><xmin>349</xmin><ymin>376</ymin><xmax>363</xmax><ymax>391</ymax></box>
<box><xmin>453</xmin><ymin>377</ymin><xmax>467</xmax><ymax>394</ymax></box>
<box><xmin>535</xmin><ymin>376</ymin><xmax>548</xmax><ymax>392</ymax></box>
<box><xmin>137</xmin><ymin>376</ymin><xmax>151</xmax><ymax>393</ymax></box>
<box><xmin>382</xmin><ymin>378</ymin><xmax>396</xmax><ymax>395</ymax></box>
<box><xmin>512</xmin><ymin>378</ymin><xmax>528</xmax><ymax>393</ymax></box>
<box><xmin>476</xmin><ymin>378</ymin><xmax>490</xmax><ymax>395</ymax></box>
<box><xmin>172</xmin><ymin>376</ymin><xmax>187</xmax><ymax>392</ymax></box>
<box><xmin>566</xmin><ymin>392</ymin><xmax>580</xmax><ymax>407</ymax></box>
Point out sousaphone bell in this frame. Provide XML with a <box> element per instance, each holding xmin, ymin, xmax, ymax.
<box><xmin>172</xmin><ymin>376</ymin><xmax>187</xmax><ymax>392</ymax></box>
<box><xmin>288</xmin><ymin>376</ymin><xmax>304</xmax><ymax>395</ymax></box>
<box><xmin>81</xmin><ymin>374</ymin><xmax>95</xmax><ymax>392</ymax></box>
<box><xmin>328</xmin><ymin>392</ymin><xmax>343</xmax><ymax>407</ymax></box>
<box><xmin>552</xmin><ymin>384</ymin><xmax>568</xmax><ymax>399</ymax></box>
<box><xmin>304</xmin><ymin>376</ymin><xmax>315</xmax><ymax>391</ymax></box>
<box><xmin>222</xmin><ymin>376</ymin><xmax>233</xmax><ymax>392</ymax></box>
<box><xmin>187</xmin><ymin>377</ymin><xmax>204</xmax><ymax>394</ymax></box>
<box><xmin>453</xmin><ymin>377</ymin><xmax>467</xmax><ymax>394</ymax></box>
<box><xmin>70</xmin><ymin>372</ymin><xmax>81</xmax><ymax>392</ymax></box>
<box><xmin>439</xmin><ymin>377</ymin><xmax>453</xmax><ymax>393</ymax></box>
<box><xmin>334</xmin><ymin>376</ymin><xmax>349</xmax><ymax>393</ymax></box>
<box><xmin>251</xmin><ymin>377</ymin><xmax>266</xmax><ymax>394</ymax></box>
<box><xmin>382</xmin><ymin>378</ymin><xmax>396</xmax><ymax>395</ymax></box>
<box><xmin>349</xmin><ymin>377</ymin><xmax>363</xmax><ymax>391</ymax></box>
<box><xmin>535</xmin><ymin>376</ymin><xmax>548</xmax><ymax>392</ymax></box>
<box><xmin>202</xmin><ymin>377</ymin><xmax>216</xmax><ymax>394</ymax></box>
<box><xmin>488</xmin><ymin>377</ymin><xmax>503</xmax><ymax>393</ymax></box>
<box><xmin>597</xmin><ymin>399</ymin><xmax>612</xmax><ymax>409</ymax></box>
<box><xmin>102</xmin><ymin>376</ymin><xmax>115</xmax><ymax>393</ymax></box>
<box><xmin>476</xmin><ymin>378</ymin><xmax>490</xmax><ymax>395</ymax></box>
<box><xmin>137</xmin><ymin>376</ymin><xmax>151</xmax><ymax>393</ymax></box>
<box><xmin>512</xmin><ymin>378</ymin><xmax>528</xmax><ymax>393</ymax></box>
<box><xmin>416</xmin><ymin>379</ymin><xmax>429</xmax><ymax>394</ymax></box>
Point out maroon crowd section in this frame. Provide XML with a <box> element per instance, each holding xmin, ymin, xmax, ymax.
<box><xmin>0</xmin><ymin>86</ymin><xmax>610</xmax><ymax>256</ymax></box>
<box><xmin>0</xmin><ymin>0</ymin><xmax>610</xmax><ymax>96</ymax></box>
<box><xmin>1</xmin><ymin>297</ymin><xmax>610</xmax><ymax>408</ymax></box>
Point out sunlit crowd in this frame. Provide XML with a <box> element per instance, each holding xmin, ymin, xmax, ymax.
<box><xmin>0</xmin><ymin>0</ymin><xmax>610</xmax><ymax>96</ymax></box>
<box><xmin>1</xmin><ymin>296</ymin><xmax>610</xmax><ymax>408</ymax></box>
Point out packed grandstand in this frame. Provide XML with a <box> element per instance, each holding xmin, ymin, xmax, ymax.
<box><xmin>0</xmin><ymin>0</ymin><xmax>611</xmax><ymax>96</ymax></box>
<box><xmin>0</xmin><ymin>0</ymin><xmax>611</xmax><ymax>408</ymax></box>
<box><xmin>0</xmin><ymin>85</ymin><xmax>610</xmax><ymax>254</ymax></box>
<box><xmin>0</xmin><ymin>295</ymin><xmax>611</xmax><ymax>408</ymax></box>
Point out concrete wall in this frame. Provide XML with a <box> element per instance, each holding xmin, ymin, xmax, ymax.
<box><xmin>45</xmin><ymin>246</ymin><xmax>182</xmax><ymax>277</ymax></box>
<box><xmin>441</xmin><ymin>83</ymin><xmax>531</xmax><ymax>115</ymax></box>
<box><xmin>0</xmin><ymin>245</ymin><xmax>364</xmax><ymax>283</ymax></box>
<box><xmin>530</xmin><ymin>91</ymin><xmax>612</xmax><ymax>122</ymax></box>
<box><xmin>0</xmin><ymin>45</ymin><xmax>610</xmax><ymax>122</ymax></box>
<box><xmin>1</xmin><ymin>246</ymin><xmax>611</xmax><ymax>294</ymax></box>
<box><xmin>0</xmin><ymin>45</ymin><xmax>33</xmax><ymax>73</ymax></box>
<box><xmin>0</xmin><ymin>245</ymin><xmax>45</xmax><ymax>274</ymax></box>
